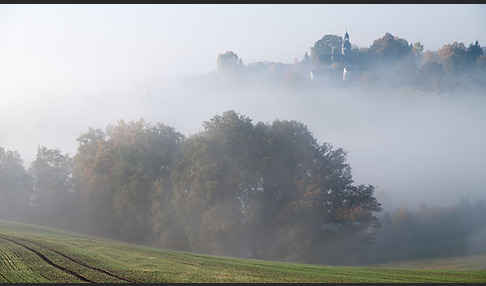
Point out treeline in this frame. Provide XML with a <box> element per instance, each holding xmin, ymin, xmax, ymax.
<box><xmin>371</xmin><ymin>199</ymin><xmax>486</xmax><ymax>263</ymax></box>
<box><xmin>1</xmin><ymin>111</ymin><xmax>485</xmax><ymax>265</ymax></box>
<box><xmin>0</xmin><ymin>111</ymin><xmax>381</xmax><ymax>264</ymax></box>
<box><xmin>216</xmin><ymin>32</ymin><xmax>486</xmax><ymax>92</ymax></box>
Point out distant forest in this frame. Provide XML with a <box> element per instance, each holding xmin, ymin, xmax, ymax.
<box><xmin>2</xmin><ymin>111</ymin><xmax>486</xmax><ymax>265</ymax></box>
<box><xmin>216</xmin><ymin>32</ymin><xmax>486</xmax><ymax>93</ymax></box>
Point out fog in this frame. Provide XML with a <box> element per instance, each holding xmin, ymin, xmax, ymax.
<box><xmin>1</xmin><ymin>4</ymin><xmax>486</xmax><ymax>266</ymax></box>
<box><xmin>155</xmin><ymin>79</ymin><xmax>486</xmax><ymax>209</ymax></box>
<box><xmin>2</xmin><ymin>75</ymin><xmax>485</xmax><ymax>208</ymax></box>
<box><xmin>2</xmin><ymin>5</ymin><xmax>485</xmax><ymax>210</ymax></box>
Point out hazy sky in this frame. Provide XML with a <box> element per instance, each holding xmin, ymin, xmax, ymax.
<box><xmin>1</xmin><ymin>4</ymin><xmax>485</xmax><ymax>152</ymax></box>
<box><xmin>1</xmin><ymin>4</ymin><xmax>485</xmax><ymax>87</ymax></box>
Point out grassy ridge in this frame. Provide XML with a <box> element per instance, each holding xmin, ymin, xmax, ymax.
<box><xmin>0</xmin><ymin>220</ymin><xmax>485</xmax><ymax>283</ymax></box>
<box><xmin>377</xmin><ymin>254</ymin><xmax>486</xmax><ymax>271</ymax></box>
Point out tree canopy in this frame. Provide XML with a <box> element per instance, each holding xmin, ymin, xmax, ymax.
<box><xmin>0</xmin><ymin>112</ymin><xmax>382</xmax><ymax>265</ymax></box>
<box><xmin>311</xmin><ymin>34</ymin><xmax>343</xmax><ymax>65</ymax></box>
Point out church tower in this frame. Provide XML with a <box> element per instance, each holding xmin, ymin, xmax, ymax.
<box><xmin>342</xmin><ymin>30</ymin><xmax>352</xmax><ymax>82</ymax></box>
<box><xmin>342</xmin><ymin>30</ymin><xmax>351</xmax><ymax>61</ymax></box>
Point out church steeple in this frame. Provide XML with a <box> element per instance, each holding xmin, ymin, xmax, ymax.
<box><xmin>342</xmin><ymin>29</ymin><xmax>352</xmax><ymax>82</ymax></box>
<box><xmin>342</xmin><ymin>29</ymin><xmax>351</xmax><ymax>60</ymax></box>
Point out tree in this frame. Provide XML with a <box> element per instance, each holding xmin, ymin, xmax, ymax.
<box><xmin>170</xmin><ymin>111</ymin><xmax>382</xmax><ymax>263</ymax></box>
<box><xmin>73</xmin><ymin>128</ymin><xmax>115</xmax><ymax>235</ymax></box>
<box><xmin>438</xmin><ymin>42</ymin><xmax>468</xmax><ymax>73</ymax></box>
<box><xmin>29</xmin><ymin>146</ymin><xmax>74</xmax><ymax>226</ymax></box>
<box><xmin>466</xmin><ymin>41</ymin><xmax>483</xmax><ymax>65</ymax></box>
<box><xmin>0</xmin><ymin>147</ymin><xmax>31</xmax><ymax>219</ymax></box>
<box><xmin>372</xmin><ymin>200</ymin><xmax>486</xmax><ymax>263</ymax></box>
<box><xmin>217</xmin><ymin>51</ymin><xmax>244</xmax><ymax>72</ymax></box>
<box><xmin>311</xmin><ymin>34</ymin><xmax>343</xmax><ymax>65</ymax></box>
<box><xmin>171</xmin><ymin>111</ymin><xmax>258</xmax><ymax>255</ymax></box>
<box><xmin>369</xmin><ymin>33</ymin><xmax>412</xmax><ymax>62</ymax></box>
<box><xmin>73</xmin><ymin>120</ymin><xmax>184</xmax><ymax>242</ymax></box>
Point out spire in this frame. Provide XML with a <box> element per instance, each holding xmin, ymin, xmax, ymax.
<box><xmin>342</xmin><ymin>28</ymin><xmax>351</xmax><ymax>63</ymax></box>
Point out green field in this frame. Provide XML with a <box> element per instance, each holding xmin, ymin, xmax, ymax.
<box><xmin>0</xmin><ymin>220</ymin><xmax>485</xmax><ymax>283</ymax></box>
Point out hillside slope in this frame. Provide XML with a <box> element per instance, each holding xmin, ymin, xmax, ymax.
<box><xmin>376</xmin><ymin>254</ymin><xmax>486</xmax><ymax>271</ymax></box>
<box><xmin>0</xmin><ymin>220</ymin><xmax>485</xmax><ymax>283</ymax></box>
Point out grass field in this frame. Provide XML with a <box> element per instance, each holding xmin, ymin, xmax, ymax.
<box><xmin>0</xmin><ymin>219</ymin><xmax>485</xmax><ymax>283</ymax></box>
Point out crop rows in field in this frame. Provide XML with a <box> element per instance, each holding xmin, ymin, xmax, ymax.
<box><xmin>0</xmin><ymin>239</ymin><xmax>56</xmax><ymax>283</ymax></box>
<box><xmin>0</xmin><ymin>234</ymin><xmax>136</xmax><ymax>283</ymax></box>
<box><xmin>6</xmin><ymin>234</ymin><xmax>137</xmax><ymax>283</ymax></box>
<box><xmin>1</xmin><ymin>220</ymin><xmax>486</xmax><ymax>283</ymax></box>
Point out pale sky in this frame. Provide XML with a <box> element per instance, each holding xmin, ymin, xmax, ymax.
<box><xmin>1</xmin><ymin>4</ymin><xmax>485</xmax><ymax>90</ymax></box>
